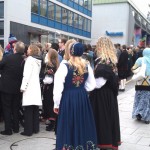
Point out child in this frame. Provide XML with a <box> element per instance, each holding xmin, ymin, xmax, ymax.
<box><xmin>42</xmin><ymin>48</ymin><xmax>59</xmax><ymax>131</ymax></box>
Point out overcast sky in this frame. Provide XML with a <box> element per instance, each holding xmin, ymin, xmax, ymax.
<box><xmin>130</xmin><ymin>0</ymin><xmax>150</xmax><ymax>17</ymax></box>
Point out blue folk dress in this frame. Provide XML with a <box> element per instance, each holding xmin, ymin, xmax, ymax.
<box><xmin>55</xmin><ymin>64</ymin><xmax>97</xmax><ymax>150</ymax></box>
<box><xmin>132</xmin><ymin>55</ymin><xmax>150</xmax><ymax>122</ymax></box>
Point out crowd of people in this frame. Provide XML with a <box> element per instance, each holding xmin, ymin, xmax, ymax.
<box><xmin>0</xmin><ymin>33</ymin><xmax>150</xmax><ymax>150</ymax></box>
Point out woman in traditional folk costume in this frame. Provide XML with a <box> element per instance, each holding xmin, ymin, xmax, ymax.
<box><xmin>42</xmin><ymin>48</ymin><xmax>59</xmax><ymax>131</ymax></box>
<box><xmin>90</xmin><ymin>36</ymin><xmax>121</xmax><ymax>150</ymax></box>
<box><xmin>132</xmin><ymin>48</ymin><xmax>150</xmax><ymax>124</ymax></box>
<box><xmin>53</xmin><ymin>42</ymin><xmax>97</xmax><ymax>150</ymax></box>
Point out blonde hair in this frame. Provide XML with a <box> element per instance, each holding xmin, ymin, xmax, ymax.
<box><xmin>0</xmin><ymin>45</ymin><xmax>3</xmax><ymax>61</ymax></box>
<box><xmin>47</xmin><ymin>48</ymin><xmax>59</xmax><ymax>69</ymax></box>
<box><xmin>96</xmin><ymin>36</ymin><xmax>117</xmax><ymax>64</ymax></box>
<box><xmin>28</xmin><ymin>44</ymin><xmax>40</xmax><ymax>56</ymax></box>
<box><xmin>68</xmin><ymin>56</ymin><xmax>88</xmax><ymax>75</ymax></box>
<box><xmin>64</xmin><ymin>39</ymin><xmax>76</xmax><ymax>60</ymax></box>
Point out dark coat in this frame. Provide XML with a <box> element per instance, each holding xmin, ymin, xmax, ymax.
<box><xmin>0</xmin><ymin>53</ymin><xmax>24</xmax><ymax>94</ymax></box>
<box><xmin>117</xmin><ymin>50</ymin><xmax>129</xmax><ymax>79</ymax></box>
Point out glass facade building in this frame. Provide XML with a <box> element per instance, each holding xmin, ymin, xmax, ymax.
<box><xmin>31</xmin><ymin>0</ymin><xmax>92</xmax><ymax>42</ymax></box>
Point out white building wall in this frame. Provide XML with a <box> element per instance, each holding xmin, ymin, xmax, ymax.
<box><xmin>91</xmin><ymin>3</ymin><xmax>130</xmax><ymax>45</ymax></box>
<box><xmin>4</xmin><ymin>0</ymin><xmax>31</xmax><ymax>46</ymax></box>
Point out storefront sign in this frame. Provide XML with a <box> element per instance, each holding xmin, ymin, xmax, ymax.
<box><xmin>106</xmin><ymin>31</ymin><xmax>123</xmax><ymax>36</ymax></box>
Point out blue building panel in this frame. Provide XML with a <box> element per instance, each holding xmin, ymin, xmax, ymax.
<box><xmin>87</xmin><ymin>32</ymin><xmax>91</xmax><ymax>38</ymax></box>
<box><xmin>68</xmin><ymin>26</ymin><xmax>73</xmax><ymax>33</ymax></box>
<box><xmin>83</xmin><ymin>31</ymin><xmax>87</xmax><ymax>37</ymax></box>
<box><xmin>31</xmin><ymin>14</ymin><xmax>39</xmax><ymax>23</ymax></box>
<box><xmin>87</xmin><ymin>11</ymin><xmax>92</xmax><ymax>17</ymax></box>
<box><xmin>62</xmin><ymin>24</ymin><xmax>68</xmax><ymax>31</ymax></box>
<box><xmin>79</xmin><ymin>5</ymin><xmax>84</xmax><ymax>13</ymax></box>
<box><xmin>62</xmin><ymin>0</ymin><xmax>67</xmax><ymax>5</ymax></box>
<box><xmin>39</xmin><ymin>17</ymin><xmax>47</xmax><ymax>26</ymax></box>
<box><xmin>73</xmin><ymin>28</ymin><xmax>78</xmax><ymax>34</ymax></box>
<box><xmin>68</xmin><ymin>1</ymin><xmax>74</xmax><ymax>7</ymax></box>
<box><xmin>48</xmin><ymin>20</ymin><xmax>55</xmax><ymax>28</ymax></box>
<box><xmin>83</xmin><ymin>8</ymin><xmax>88</xmax><ymax>14</ymax></box>
<box><xmin>78</xmin><ymin>29</ymin><xmax>83</xmax><ymax>36</ymax></box>
<box><xmin>55</xmin><ymin>22</ymin><xmax>62</xmax><ymax>30</ymax></box>
<box><xmin>73</xmin><ymin>3</ymin><xmax>78</xmax><ymax>10</ymax></box>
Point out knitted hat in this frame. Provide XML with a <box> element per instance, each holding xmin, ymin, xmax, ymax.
<box><xmin>8</xmin><ymin>34</ymin><xmax>17</xmax><ymax>44</ymax></box>
<box><xmin>70</xmin><ymin>42</ymin><xmax>84</xmax><ymax>57</ymax></box>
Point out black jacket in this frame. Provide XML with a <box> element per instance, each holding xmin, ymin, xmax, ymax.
<box><xmin>0</xmin><ymin>53</ymin><xmax>24</xmax><ymax>94</ymax></box>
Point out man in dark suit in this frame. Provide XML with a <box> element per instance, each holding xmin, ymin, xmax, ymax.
<box><xmin>0</xmin><ymin>41</ymin><xmax>25</xmax><ymax>135</ymax></box>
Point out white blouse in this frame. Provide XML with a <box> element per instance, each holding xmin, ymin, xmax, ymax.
<box><xmin>95</xmin><ymin>77</ymin><xmax>107</xmax><ymax>89</ymax></box>
<box><xmin>53</xmin><ymin>63</ymin><xmax>96</xmax><ymax>108</ymax></box>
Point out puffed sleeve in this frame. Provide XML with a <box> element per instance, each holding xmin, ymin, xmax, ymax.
<box><xmin>53</xmin><ymin>63</ymin><xmax>68</xmax><ymax>109</ymax></box>
<box><xmin>84</xmin><ymin>64</ymin><xmax>96</xmax><ymax>91</ymax></box>
<box><xmin>132</xmin><ymin>57</ymin><xmax>142</xmax><ymax>73</ymax></box>
<box><xmin>95</xmin><ymin>77</ymin><xmax>107</xmax><ymax>89</ymax></box>
<box><xmin>20</xmin><ymin>57</ymin><xmax>33</xmax><ymax>91</ymax></box>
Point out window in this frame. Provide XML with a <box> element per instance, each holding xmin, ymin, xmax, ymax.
<box><xmin>83</xmin><ymin>0</ymin><xmax>88</xmax><ymax>9</ymax></box>
<box><xmin>0</xmin><ymin>40</ymin><xmax>4</xmax><ymax>48</ymax></box>
<box><xmin>79</xmin><ymin>0</ymin><xmax>84</xmax><ymax>6</ymax></box>
<box><xmin>48</xmin><ymin>2</ymin><xmax>54</xmax><ymax>20</ymax></box>
<box><xmin>79</xmin><ymin>15</ymin><xmax>83</xmax><ymax>30</ymax></box>
<box><xmin>0</xmin><ymin>2</ymin><xmax>4</xmax><ymax>18</ymax></box>
<box><xmin>88</xmin><ymin>0</ymin><xmax>92</xmax><ymax>11</ymax></box>
<box><xmin>83</xmin><ymin>17</ymin><xmax>87</xmax><ymax>31</ymax></box>
<box><xmin>74</xmin><ymin>13</ymin><xmax>79</xmax><ymax>28</ymax></box>
<box><xmin>40</xmin><ymin>0</ymin><xmax>47</xmax><ymax>17</ymax></box>
<box><xmin>62</xmin><ymin>8</ymin><xmax>68</xmax><ymax>24</ymax></box>
<box><xmin>0</xmin><ymin>21</ymin><xmax>4</xmax><ymax>37</ymax></box>
<box><xmin>68</xmin><ymin>11</ymin><xmax>73</xmax><ymax>26</ymax></box>
<box><xmin>74</xmin><ymin>0</ymin><xmax>78</xmax><ymax>4</ymax></box>
<box><xmin>55</xmin><ymin>5</ymin><xmax>61</xmax><ymax>22</ymax></box>
<box><xmin>87</xmin><ymin>19</ymin><xmax>91</xmax><ymax>32</ymax></box>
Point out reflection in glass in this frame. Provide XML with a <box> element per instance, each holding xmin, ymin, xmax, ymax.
<box><xmin>88</xmin><ymin>0</ymin><xmax>92</xmax><ymax>10</ymax></box>
<box><xmin>48</xmin><ymin>2</ymin><xmax>54</xmax><ymax>20</ymax></box>
<box><xmin>0</xmin><ymin>21</ymin><xmax>4</xmax><ymax>36</ymax></box>
<box><xmin>83</xmin><ymin>0</ymin><xmax>88</xmax><ymax>9</ymax></box>
<box><xmin>87</xmin><ymin>19</ymin><xmax>91</xmax><ymax>32</ymax></box>
<box><xmin>79</xmin><ymin>15</ymin><xmax>83</xmax><ymax>30</ymax></box>
<box><xmin>40</xmin><ymin>0</ymin><xmax>47</xmax><ymax>17</ymax></box>
<box><xmin>0</xmin><ymin>2</ymin><xmax>4</xmax><ymax>18</ymax></box>
<box><xmin>74</xmin><ymin>13</ymin><xmax>79</xmax><ymax>28</ymax></box>
<box><xmin>56</xmin><ymin>5</ymin><xmax>61</xmax><ymax>22</ymax></box>
<box><xmin>0</xmin><ymin>40</ymin><xmax>4</xmax><ymax>48</ymax></box>
<box><xmin>68</xmin><ymin>11</ymin><xmax>73</xmax><ymax>26</ymax></box>
<box><xmin>74</xmin><ymin>0</ymin><xmax>78</xmax><ymax>4</ymax></box>
<box><xmin>83</xmin><ymin>17</ymin><xmax>87</xmax><ymax>31</ymax></box>
<box><xmin>79</xmin><ymin>0</ymin><xmax>84</xmax><ymax>6</ymax></box>
<box><xmin>62</xmin><ymin>8</ymin><xmax>68</xmax><ymax>24</ymax></box>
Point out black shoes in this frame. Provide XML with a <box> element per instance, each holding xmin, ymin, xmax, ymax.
<box><xmin>136</xmin><ymin>114</ymin><xmax>142</xmax><ymax>121</ymax></box>
<box><xmin>136</xmin><ymin>114</ymin><xmax>150</xmax><ymax>124</ymax></box>
<box><xmin>46</xmin><ymin>120</ymin><xmax>55</xmax><ymax>131</ymax></box>
<box><xmin>0</xmin><ymin>130</ymin><xmax>12</xmax><ymax>135</ymax></box>
<box><xmin>145</xmin><ymin>121</ymin><xmax>150</xmax><ymax>124</ymax></box>
<box><xmin>20</xmin><ymin>132</ymin><xmax>32</xmax><ymax>136</ymax></box>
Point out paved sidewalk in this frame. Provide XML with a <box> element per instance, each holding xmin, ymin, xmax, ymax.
<box><xmin>0</xmin><ymin>81</ymin><xmax>150</xmax><ymax>150</ymax></box>
<box><xmin>119</xmin><ymin>81</ymin><xmax>150</xmax><ymax>150</ymax></box>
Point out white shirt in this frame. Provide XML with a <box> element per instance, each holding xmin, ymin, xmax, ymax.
<box><xmin>95</xmin><ymin>77</ymin><xmax>107</xmax><ymax>89</ymax></box>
